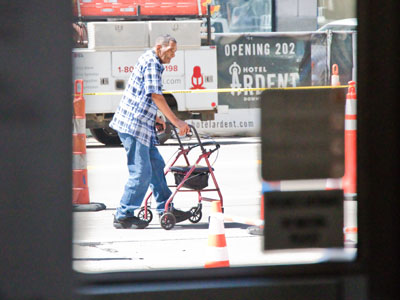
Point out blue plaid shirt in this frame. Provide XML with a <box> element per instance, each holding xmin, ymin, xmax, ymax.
<box><xmin>110</xmin><ymin>49</ymin><xmax>164</xmax><ymax>147</ymax></box>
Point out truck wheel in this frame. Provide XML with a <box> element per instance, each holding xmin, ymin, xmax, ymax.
<box><xmin>157</xmin><ymin>122</ymin><xmax>172</xmax><ymax>145</ymax></box>
<box><xmin>90</xmin><ymin>124</ymin><xmax>172</xmax><ymax>146</ymax></box>
<box><xmin>90</xmin><ymin>128</ymin><xmax>121</xmax><ymax>145</ymax></box>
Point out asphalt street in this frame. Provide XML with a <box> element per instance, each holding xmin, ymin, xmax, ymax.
<box><xmin>73</xmin><ymin>136</ymin><xmax>356</xmax><ymax>273</ymax></box>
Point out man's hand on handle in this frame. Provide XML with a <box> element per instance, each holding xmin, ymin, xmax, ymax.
<box><xmin>152</xmin><ymin>93</ymin><xmax>191</xmax><ymax>136</ymax></box>
<box><xmin>175</xmin><ymin>119</ymin><xmax>190</xmax><ymax>136</ymax></box>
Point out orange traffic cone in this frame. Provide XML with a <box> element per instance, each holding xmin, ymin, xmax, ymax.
<box><xmin>342</xmin><ymin>81</ymin><xmax>357</xmax><ymax>196</ymax></box>
<box><xmin>331</xmin><ymin>64</ymin><xmax>341</xmax><ymax>86</ymax></box>
<box><xmin>205</xmin><ymin>201</ymin><xmax>229</xmax><ymax>268</ymax></box>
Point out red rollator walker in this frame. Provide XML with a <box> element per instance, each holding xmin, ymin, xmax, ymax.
<box><xmin>137</xmin><ymin>124</ymin><xmax>223</xmax><ymax>230</ymax></box>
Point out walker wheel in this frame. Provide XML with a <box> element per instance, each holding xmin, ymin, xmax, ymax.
<box><xmin>138</xmin><ymin>207</ymin><xmax>153</xmax><ymax>223</ymax></box>
<box><xmin>189</xmin><ymin>207</ymin><xmax>202</xmax><ymax>223</ymax></box>
<box><xmin>160</xmin><ymin>212</ymin><xmax>176</xmax><ymax>230</ymax></box>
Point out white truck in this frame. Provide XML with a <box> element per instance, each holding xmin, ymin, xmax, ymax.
<box><xmin>72</xmin><ymin>2</ymin><xmax>218</xmax><ymax>145</ymax></box>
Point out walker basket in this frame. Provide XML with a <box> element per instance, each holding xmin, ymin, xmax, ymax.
<box><xmin>170</xmin><ymin>166</ymin><xmax>213</xmax><ymax>190</ymax></box>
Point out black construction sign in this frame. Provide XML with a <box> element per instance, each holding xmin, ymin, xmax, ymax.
<box><xmin>260</xmin><ymin>87</ymin><xmax>346</xmax><ymax>180</ymax></box>
<box><xmin>264</xmin><ymin>190</ymin><xmax>344</xmax><ymax>250</ymax></box>
<box><xmin>214</xmin><ymin>33</ymin><xmax>312</xmax><ymax>109</ymax></box>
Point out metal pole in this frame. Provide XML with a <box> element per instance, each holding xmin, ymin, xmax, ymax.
<box><xmin>326</xmin><ymin>30</ymin><xmax>333</xmax><ymax>85</ymax></box>
<box><xmin>76</xmin><ymin>0</ymin><xmax>82</xmax><ymax>19</ymax></box>
<box><xmin>197</xmin><ymin>0</ymin><xmax>203</xmax><ymax>16</ymax></box>
<box><xmin>352</xmin><ymin>32</ymin><xmax>357</xmax><ymax>82</ymax></box>
<box><xmin>207</xmin><ymin>4</ymin><xmax>211</xmax><ymax>45</ymax></box>
<box><xmin>137</xmin><ymin>5</ymin><xmax>141</xmax><ymax>21</ymax></box>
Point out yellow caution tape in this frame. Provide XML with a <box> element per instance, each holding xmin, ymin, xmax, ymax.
<box><xmin>74</xmin><ymin>85</ymin><xmax>350</xmax><ymax>97</ymax></box>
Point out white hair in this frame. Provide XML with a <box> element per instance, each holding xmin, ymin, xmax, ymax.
<box><xmin>154</xmin><ymin>34</ymin><xmax>177</xmax><ymax>47</ymax></box>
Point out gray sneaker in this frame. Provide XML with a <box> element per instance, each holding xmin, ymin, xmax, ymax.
<box><xmin>113</xmin><ymin>215</ymin><xmax>148</xmax><ymax>229</ymax></box>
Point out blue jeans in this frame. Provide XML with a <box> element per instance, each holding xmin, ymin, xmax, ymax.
<box><xmin>115</xmin><ymin>132</ymin><xmax>172</xmax><ymax>220</ymax></box>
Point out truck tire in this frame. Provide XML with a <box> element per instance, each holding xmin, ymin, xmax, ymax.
<box><xmin>90</xmin><ymin>124</ymin><xmax>172</xmax><ymax>145</ymax></box>
<box><xmin>90</xmin><ymin>127</ymin><xmax>121</xmax><ymax>145</ymax></box>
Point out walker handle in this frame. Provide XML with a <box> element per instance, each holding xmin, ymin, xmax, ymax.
<box><xmin>168</xmin><ymin>122</ymin><xmax>217</xmax><ymax>153</ymax></box>
<box><xmin>188</xmin><ymin>141</ymin><xmax>220</xmax><ymax>153</ymax></box>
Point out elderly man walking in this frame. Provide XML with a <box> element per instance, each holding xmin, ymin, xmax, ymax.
<box><xmin>110</xmin><ymin>34</ymin><xmax>192</xmax><ymax>229</ymax></box>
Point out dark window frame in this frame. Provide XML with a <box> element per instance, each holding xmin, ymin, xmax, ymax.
<box><xmin>1</xmin><ymin>0</ymin><xmax>399</xmax><ymax>299</ymax></box>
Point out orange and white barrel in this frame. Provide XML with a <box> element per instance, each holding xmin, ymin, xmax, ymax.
<box><xmin>72</xmin><ymin>79</ymin><xmax>90</xmax><ymax>205</ymax></box>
